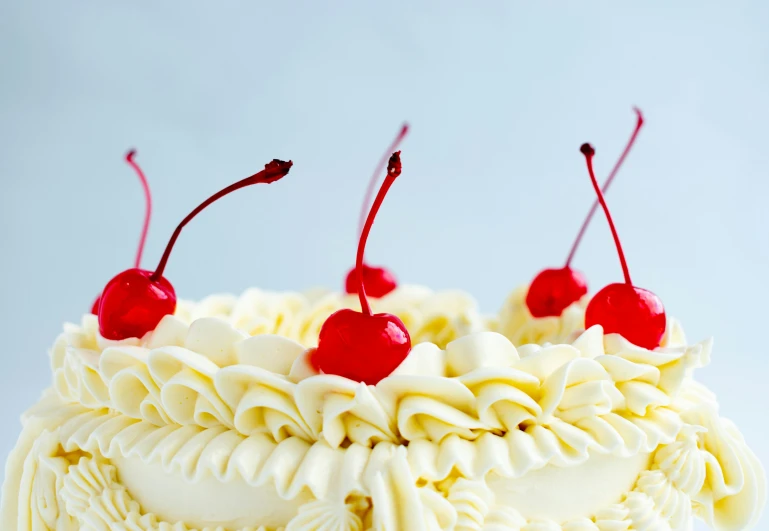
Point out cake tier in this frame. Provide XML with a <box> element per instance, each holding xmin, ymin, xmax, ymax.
<box><xmin>1</xmin><ymin>286</ymin><xmax>765</xmax><ymax>530</ymax></box>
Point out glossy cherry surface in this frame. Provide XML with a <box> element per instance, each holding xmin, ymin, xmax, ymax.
<box><xmin>344</xmin><ymin>265</ymin><xmax>397</xmax><ymax>298</ymax></box>
<box><xmin>314</xmin><ymin>309</ymin><xmax>411</xmax><ymax>384</ymax></box>
<box><xmin>98</xmin><ymin>268</ymin><xmax>176</xmax><ymax>340</ymax></box>
<box><xmin>579</xmin><ymin>142</ymin><xmax>666</xmax><ymax>349</ymax></box>
<box><xmin>314</xmin><ymin>151</ymin><xmax>411</xmax><ymax>384</ymax></box>
<box><xmin>526</xmin><ymin>267</ymin><xmax>588</xmax><ymax>318</ymax></box>
<box><xmin>97</xmin><ymin>159</ymin><xmax>293</xmax><ymax>340</ymax></box>
<box><xmin>91</xmin><ymin>149</ymin><xmax>153</xmax><ymax>314</ymax></box>
<box><xmin>525</xmin><ymin>108</ymin><xmax>644</xmax><ymax>317</ymax></box>
<box><xmin>585</xmin><ymin>283</ymin><xmax>665</xmax><ymax>350</ymax></box>
<box><xmin>344</xmin><ymin>123</ymin><xmax>409</xmax><ymax>298</ymax></box>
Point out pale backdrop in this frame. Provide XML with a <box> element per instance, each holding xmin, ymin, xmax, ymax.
<box><xmin>1</xmin><ymin>2</ymin><xmax>767</xmax><ymax>529</ymax></box>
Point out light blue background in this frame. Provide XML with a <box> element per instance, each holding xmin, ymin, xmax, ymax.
<box><xmin>1</xmin><ymin>2</ymin><xmax>767</xmax><ymax>529</ymax></box>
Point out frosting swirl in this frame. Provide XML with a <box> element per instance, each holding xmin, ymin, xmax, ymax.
<box><xmin>51</xmin><ymin>310</ymin><xmax>710</xmax><ymax>454</ymax></box>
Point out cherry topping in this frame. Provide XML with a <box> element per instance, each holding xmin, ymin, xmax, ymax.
<box><xmin>91</xmin><ymin>149</ymin><xmax>153</xmax><ymax>314</ymax></box>
<box><xmin>525</xmin><ymin>108</ymin><xmax>645</xmax><ymax>317</ymax></box>
<box><xmin>344</xmin><ymin>123</ymin><xmax>409</xmax><ymax>298</ymax></box>
<box><xmin>580</xmin><ymin>143</ymin><xmax>666</xmax><ymax>349</ymax></box>
<box><xmin>97</xmin><ymin>159</ymin><xmax>293</xmax><ymax>340</ymax></box>
<box><xmin>344</xmin><ymin>265</ymin><xmax>398</xmax><ymax>298</ymax></box>
<box><xmin>526</xmin><ymin>267</ymin><xmax>588</xmax><ymax>318</ymax></box>
<box><xmin>314</xmin><ymin>152</ymin><xmax>411</xmax><ymax>384</ymax></box>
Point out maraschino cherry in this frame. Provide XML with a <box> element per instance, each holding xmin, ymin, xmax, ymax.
<box><xmin>91</xmin><ymin>149</ymin><xmax>153</xmax><ymax>314</ymax></box>
<box><xmin>580</xmin><ymin>143</ymin><xmax>666</xmax><ymax>350</ymax></box>
<box><xmin>344</xmin><ymin>123</ymin><xmax>409</xmax><ymax>298</ymax></box>
<box><xmin>97</xmin><ymin>159</ymin><xmax>293</xmax><ymax>340</ymax></box>
<box><xmin>526</xmin><ymin>108</ymin><xmax>645</xmax><ymax>318</ymax></box>
<box><xmin>314</xmin><ymin>151</ymin><xmax>411</xmax><ymax>384</ymax></box>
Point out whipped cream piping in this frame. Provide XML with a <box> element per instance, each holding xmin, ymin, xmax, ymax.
<box><xmin>3</xmin><ymin>285</ymin><xmax>761</xmax><ymax>530</ymax></box>
<box><xmin>3</xmin><ymin>376</ymin><xmax>764</xmax><ymax>530</ymax></box>
<box><xmin>27</xmin><ymin>403</ymin><xmax>684</xmax><ymax>495</ymax></box>
<box><xmin>51</xmin><ymin>315</ymin><xmax>709</xmax><ymax>451</ymax></box>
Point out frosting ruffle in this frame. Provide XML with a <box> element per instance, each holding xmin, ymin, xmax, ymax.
<box><xmin>52</xmin><ymin>317</ymin><xmax>710</xmax><ymax>453</ymax></box>
<box><xmin>5</xmin><ymin>385</ymin><xmax>763</xmax><ymax>530</ymax></box>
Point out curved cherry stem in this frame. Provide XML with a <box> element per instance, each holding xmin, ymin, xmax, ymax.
<box><xmin>580</xmin><ymin>144</ymin><xmax>632</xmax><ymax>285</ymax></box>
<box><xmin>565</xmin><ymin>108</ymin><xmax>644</xmax><ymax>268</ymax></box>
<box><xmin>358</xmin><ymin>123</ymin><xmax>409</xmax><ymax>237</ymax></box>
<box><xmin>151</xmin><ymin>160</ymin><xmax>293</xmax><ymax>282</ymax></box>
<box><xmin>125</xmin><ymin>149</ymin><xmax>153</xmax><ymax>269</ymax></box>
<box><xmin>356</xmin><ymin>151</ymin><xmax>402</xmax><ymax>315</ymax></box>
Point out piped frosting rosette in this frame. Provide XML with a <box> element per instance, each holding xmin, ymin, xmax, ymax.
<box><xmin>1</xmin><ymin>288</ymin><xmax>765</xmax><ymax>530</ymax></box>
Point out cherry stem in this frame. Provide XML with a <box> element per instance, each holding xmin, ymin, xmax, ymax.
<box><xmin>565</xmin><ymin>107</ymin><xmax>644</xmax><ymax>268</ymax></box>
<box><xmin>125</xmin><ymin>149</ymin><xmax>153</xmax><ymax>269</ymax></box>
<box><xmin>581</xmin><ymin>144</ymin><xmax>632</xmax><ymax>285</ymax></box>
<box><xmin>357</xmin><ymin>123</ymin><xmax>409</xmax><ymax>238</ymax></box>
<box><xmin>150</xmin><ymin>160</ymin><xmax>293</xmax><ymax>282</ymax></box>
<box><xmin>356</xmin><ymin>151</ymin><xmax>402</xmax><ymax>315</ymax></box>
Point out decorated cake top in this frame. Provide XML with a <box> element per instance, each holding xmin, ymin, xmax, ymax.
<box><xmin>54</xmin><ymin>289</ymin><xmax>704</xmax><ymax>450</ymax></box>
<box><xmin>44</xmin><ymin>283</ymin><xmax>766</xmax><ymax>530</ymax></box>
<box><xmin>21</xmin><ymin>111</ymin><xmax>761</xmax><ymax>530</ymax></box>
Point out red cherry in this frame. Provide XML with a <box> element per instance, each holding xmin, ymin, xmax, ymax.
<box><xmin>97</xmin><ymin>159</ymin><xmax>293</xmax><ymax>340</ymax></box>
<box><xmin>344</xmin><ymin>264</ymin><xmax>397</xmax><ymax>298</ymax></box>
<box><xmin>91</xmin><ymin>149</ymin><xmax>153</xmax><ymax>314</ymax></box>
<box><xmin>314</xmin><ymin>151</ymin><xmax>411</xmax><ymax>384</ymax></box>
<box><xmin>97</xmin><ymin>268</ymin><xmax>176</xmax><ymax>340</ymax></box>
<box><xmin>525</xmin><ymin>108</ymin><xmax>645</xmax><ymax>317</ymax></box>
<box><xmin>585</xmin><ymin>283</ymin><xmax>665</xmax><ymax>350</ymax></box>
<box><xmin>526</xmin><ymin>267</ymin><xmax>588</xmax><ymax>318</ymax></box>
<box><xmin>344</xmin><ymin>123</ymin><xmax>409</xmax><ymax>298</ymax></box>
<box><xmin>315</xmin><ymin>311</ymin><xmax>411</xmax><ymax>384</ymax></box>
<box><xmin>579</xmin><ymin>142</ymin><xmax>666</xmax><ymax>349</ymax></box>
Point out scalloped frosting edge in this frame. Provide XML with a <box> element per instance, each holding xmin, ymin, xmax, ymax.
<box><xmin>1</xmin><ymin>381</ymin><xmax>764</xmax><ymax>530</ymax></box>
<box><xmin>50</xmin><ymin>321</ymin><xmax>711</xmax><ymax>451</ymax></box>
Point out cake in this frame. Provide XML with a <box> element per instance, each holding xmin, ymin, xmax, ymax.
<box><xmin>2</xmin><ymin>121</ymin><xmax>766</xmax><ymax>530</ymax></box>
<box><xmin>1</xmin><ymin>286</ymin><xmax>764</xmax><ymax>530</ymax></box>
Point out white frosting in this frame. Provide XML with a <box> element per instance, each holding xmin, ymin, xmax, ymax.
<box><xmin>0</xmin><ymin>287</ymin><xmax>764</xmax><ymax>530</ymax></box>
<box><xmin>112</xmin><ymin>455</ymin><xmax>313</xmax><ymax>528</ymax></box>
<box><xmin>486</xmin><ymin>452</ymin><xmax>652</xmax><ymax>522</ymax></box>
<box><xmin>50</xmin><ymin>313</ymin><xmax>710</xmax><ymax>454</ymax></box>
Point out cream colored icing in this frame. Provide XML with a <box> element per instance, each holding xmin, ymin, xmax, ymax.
<box><xmin>49</xmin><ymin>311</ymin><xmax>708</xmax><ymax>452</ymax></box>
<box><xmin>1</xmin><ymin>288</ymin><xmax>765</xmax><ymax>530</ymax></box>
<box><xmin>485</xmin><ymin>452</ymin><xmax>653</xmax><ymax>522</ymax></box>
<box><xmin>112</xmin><ymin>455</ymin><xmax>313</xmax><ymax>528</ymax></box>
<box><xmin>3</xmin><ymin>389</ymin><xmax>759</xmax><ymax>530</ymax></box>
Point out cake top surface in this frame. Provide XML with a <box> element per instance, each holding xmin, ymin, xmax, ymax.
<box><xmin>36</xmin><ymin>283</ymin><xmax>765</xmax><ymax>530</ymax></box>
<box><xmin>53</xmin><ymin>284</ymin><xmax>703</xmax><ymax>451</ymax></box>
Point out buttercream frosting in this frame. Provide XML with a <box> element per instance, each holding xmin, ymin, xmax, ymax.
<box><xmin>0</xmin><ymin>285</ymin><xmax>764</xmax><ymax>530</ymax></box>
